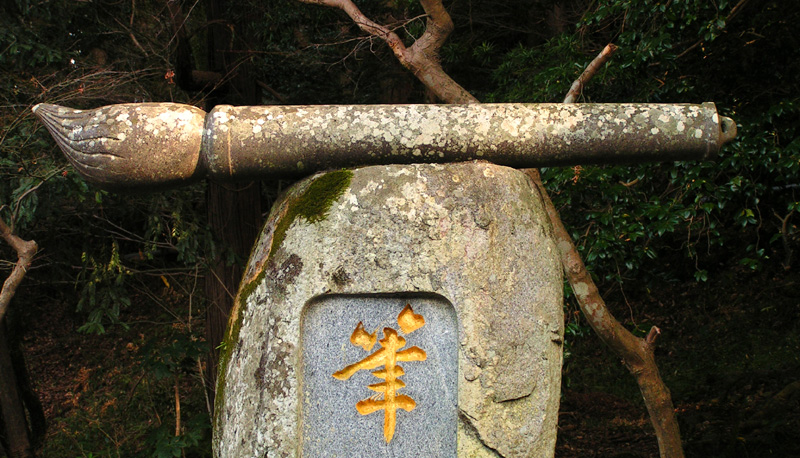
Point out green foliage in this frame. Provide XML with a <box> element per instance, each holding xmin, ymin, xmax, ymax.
<box><xmin>489</xmin><ymin>35</ymin><xmax>585</xmax><ymax>103</ymax></box>
<box><xmin>1</xmin><ymin>1</ymin><xmax>215</xmax><ymax>455</ymax></box>
<box><xmin>1</xmin><ymin>0</ymin><xmax>798</xmax><ymax>454</ymax></box>
<box><xmin>77</xmin><ymin>242</ymin><xmax>132</xmax><ymax>334</ymax></box>
<box><xmin>142</xmin><ymin>333</ymin><xmax>207</xmax><ymax>381</ymax></box>
<box><xmin>143</xmin><ymin>414</ymin><xmax>211</xmax><ymax>458</ymax></box>
<box><xmin>0</xmin><ymin>1</ymin><xmax>75</xmax><ymax>70</ymax></box>
<box><xmin>491</xmin><ymin>0</ymin><xmax>800</xmax><ymax>285</ymax></box>
<box><xmin>140</xmin><ymin>332</ymin><xmax>211</xmax><ymax>458</ymax></box>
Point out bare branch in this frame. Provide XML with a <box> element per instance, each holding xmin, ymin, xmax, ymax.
<box><xmin>112</xmin><ymin>16</ymin><xmax>149</xmax><ymax>56</ymax></box>
<box><xmin>526</xmin><ymin>169</ymin><xmax>684</xmax><ymax>458</ymax></box>
<box><xmin>256</xmin><ymin>81</ymin><xmax>288</xmax><ymax>104</ymax></box>
<box><xmin>551</xmin><ymin>44</ymin><xmax>685</xmax><ymax>458</ymax></box>
<box><xmin>297</xmin><ymin>0</ymin><xmax>409</xmax><ymax>61</ymax></box>
<box><xmin>773</xmin><ymin>210</ymin><xmax>794</xmax><ymax>269</ymax></box>
<box><xmin>295</xmin><ymin>2</ymin><xmax>682</xmax><ymax>455</ymax></box>
<box><xmin>646</xmin><ymin>326</ymin><xmax>661</xmax><ymax>345</ymax></box>
<box><xmin>409</xmin><ymin>0</ymin><xmax>454</xmax><ymax>58</ymax></box>
<box><xmin>563</xmin><ymin>43</ymin><xmax>617</xmax><ymax>103</ymax></box>
<box><xmin>299</xmin><ymin>0</ymin><xmax>477</xmax><ymax>103</ymax></box>
<box><xmin>0</xmin><ymin>218</ymin><xmax>38</xmax><ymax>323</ymax></box>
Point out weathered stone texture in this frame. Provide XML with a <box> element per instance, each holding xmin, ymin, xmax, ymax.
<box><xmin>213</xmin><ymin>162</ymin><xmax>564</xmax><ymax>458</ymax></box>
<box><xmin>302</xmin><ymin>296</ymin><xmax>458</xmax><ymax>457</ymax></box>
<box><xmin>34</xmin><ymin>102</ymin><xmax>735</xmax><ymax>191</ymax></box>
<box><xmin>32</xmin><ymin>103</ymin><xmax>205</xmax><ymax>190</ymax></box>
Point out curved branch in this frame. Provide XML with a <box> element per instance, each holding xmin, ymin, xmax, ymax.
<box><xmin>298</xmin><ymin>0</ymin><xmax>409</xmax><ymax>59</ymax></box>
<box><xmin>298</xmin><ymin>0</ymin><xmax>477</xmax><ymax>103</ymax></box>
<box><xmin>409</xmin><ymin>0</ymin><xmax>454</xmax><ymax>58</ymax></box>
<box><xmin>526</xmin><ymin>169</ymin><xmax>683</xmax><ymax>458</ymax></box>
<box><xmin>534</xmin><ymin>41</ymin><xmax>685</xmax><ymax>458</ymax></box>
<box><xmin>0</xmin><ymin>218</ymin><xmax>37</xmax><ymax>323</ymax></box>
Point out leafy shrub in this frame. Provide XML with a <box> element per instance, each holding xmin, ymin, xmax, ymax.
<box><xmin>490</xmin><ymin>0</ymin><xmax>800</xmax><ymax>285</ymax></box>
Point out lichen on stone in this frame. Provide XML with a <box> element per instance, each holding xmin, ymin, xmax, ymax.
<box><xmin>213</xmin><ymin>169</ymin><xmax>353</xmax><ymax>436</ymax></box>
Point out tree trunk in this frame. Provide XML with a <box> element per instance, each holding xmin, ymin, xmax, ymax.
<box><xmin>204</xmin><ymin>181</ymin><xmax>261</xmax><ymax>402</ymax></box>
<box><xmin>202</xmin><ymin>0</ymin><xmax>263</xmax><ymax>408</ymax></box>
<box><xmin>0</xmin><ymin>320</ymin><xmax>32</xmax><ymax>458</ymax></box>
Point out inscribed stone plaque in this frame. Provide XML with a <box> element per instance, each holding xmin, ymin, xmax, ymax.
<box><xmin>301</xmin><ymin>295</ymin><xmax>457</xmax><ymax>457</ymax></box>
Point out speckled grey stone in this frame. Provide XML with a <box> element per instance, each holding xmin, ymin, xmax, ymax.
<box><xmin>34</xmin><ymin>102</ymin><xmax>735</xmax><ymax>191</ymax></box>
<box><xmin>213</xmin><ymin>162</ymin><xmax>564</xmax><ymax>458</ymax></box>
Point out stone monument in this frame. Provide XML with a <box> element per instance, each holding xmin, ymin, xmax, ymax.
<box><xmin>33</xmin><ymin>101</ymin><xmax>737</xmax><ymax>457</ymax></box>
<box><xmin>213</xmin><ymin>162</ymin><xmax>563</xmax><ymax>457</ymax></box>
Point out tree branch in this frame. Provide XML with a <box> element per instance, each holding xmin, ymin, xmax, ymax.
<box><xmin>525</xmin><ymin>41</ymin><xmax>685</xmax><ymax>458</ymax></box>
<box><xmin>563</xmin><ymin>43</ymin><xmax>618</xmax><ymax>103</ymax></box>
<box><xmin>297</xmin><ymin>3</ymin><xmax>683</xmax><ymax>455</ymax></box>
<box><xmin>298</xmin><ymin>0</ymin><xmax>477</xmax><ymax>103</ymax></box>
<box><xmin>527</xmin><ymin>169</ymin><xmax>683</xmax><ymax>458</ymax></box>
<box><xmin>164</xmin><ymin>0</ymin><xmax>223</xmax><ymax>92</ymax></box>
<box><xmin>0</xmin><ymin>218</ymin><xmax>37</xmax><ymax>323</ymax></box>
<box><xmin>409</xmin><ymin>0</ymin><xmax>454</xmax><ymax>59</ymax></box>
<box><xmin>298</xmin><ymin>0</ymin><xmax>408</xmax><ymax>59</ymax></box>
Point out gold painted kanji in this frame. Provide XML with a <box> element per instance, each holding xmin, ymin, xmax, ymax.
<box><xmin>333</xmin><ymin>304</ymin><xmax>427</xmax><ymax>443</ymax></box>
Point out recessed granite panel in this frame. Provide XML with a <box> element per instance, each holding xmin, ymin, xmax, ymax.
<box><xmin>301</xmin><ymin>295</ymin><xmax>457</xmax><ymax>458</ymax></box>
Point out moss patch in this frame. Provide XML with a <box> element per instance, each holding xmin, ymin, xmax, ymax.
<box><xmin>212</xmin><ymin>170</ymin><xmax>352</xmax><ymax>435</ymax></box>
<box><xmin>268</xmin><ymin>169</ymin><xmax>353</xmax><ymax>259</ymax></box>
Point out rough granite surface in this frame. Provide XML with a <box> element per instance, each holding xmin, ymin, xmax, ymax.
<box><xmin>213</xmin><ymin>162</ymin><xmax>564</xmax><ymax>458</ymax></box>
<box><xmin>302</xmin><ymin>296</ymin><xmax>458</xmax><ymax>457</ymax></box>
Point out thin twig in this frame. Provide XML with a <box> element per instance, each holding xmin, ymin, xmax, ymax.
<box><xmin>773</xmin><ymin>210</ymin><xmax>794</xmax><ymax>269</ymax></box>
<box><xmin>297</xmin><ymin>0</ymin><xmax>476</xmax><ymax>103</ymax></box>
<box><xmin>174</xmin><ymin>376</ymin><xmax>181</xmax><ymax>438</ymax></box>
<box><xmin>564</xmin><ymin>43</ymin><xmax>618</xmax><ymax>103</ymax></box>
<box><xmin>290</xmin><ymin>3</ymin><xmax>681</xmax><ymax>456</ymax></box>
<box><xmin>675</xmin><ymin>0</ymin><xmax>752</xmax><ymax>59</ymax></box>
<box><xmin>256</xmin><ymin>81</ymin><xmax>288</xmax><ymax>104</ymax></box>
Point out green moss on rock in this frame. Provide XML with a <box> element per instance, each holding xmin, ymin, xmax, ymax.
<box><xmin>213</xmin><ymin>170</ymin><xmax>352</xmax><ymax>435</ymax></box>
<box><xmin>269</xmin><ymin>169</ymin><xmax>352</xmax><ymax>259</ymax></box>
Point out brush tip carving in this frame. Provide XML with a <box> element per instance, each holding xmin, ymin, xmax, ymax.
<box><xmin>33</xmin><ymin>103</ymin><xmax>207</xmax><ymax>191</ymax></box>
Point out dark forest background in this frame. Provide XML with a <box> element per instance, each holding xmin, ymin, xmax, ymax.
<box><xmin>1</xmin><ymin>0</ymin><xmax>799</xmax><ymax>456</ymax></box>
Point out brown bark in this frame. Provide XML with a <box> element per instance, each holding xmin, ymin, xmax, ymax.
<box><xmin>297</xmin><ymin>0</ymin><xmax>477</xmax><ymax>104</ymax></box>
<box><xmin>307</xmin><ymin>2</ymin><xmax>679</xmax><ymax>455</ymax></box>
<box><xmin>0</xmin><ymin>321</ymin><xmax>32</xmax><ymax>458</ymax></box>
<box><xmin>297</xmin><ymin>3</ymin><xmax>683</xmax><ymax>455</ymax></box>
<box><xmin>0</xmin><ymin>219</ymin><xmax>42</xmax><ymax>457</ymax></box>
<box><xmin>563</xmin><ymin>43</ymin><xmax>618</xmax><ymax>103</ymax></box>
<box><xmin>542</xmin><ymin>43</ymin><xmax>684</xmax><ymax>458</ymax></box>
<box><xmin>0</xmin><ymin>219</ymin><xmax>37</xmax><ymax>324</ymax></box>
<box><xmin>527</xmin><ymin>169</ymin><xmax>684</xmax><ymax>458</ymax></box>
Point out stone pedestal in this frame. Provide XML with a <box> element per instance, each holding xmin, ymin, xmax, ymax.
<box><xmin>213</xmin><ymin>162</ymin><xmax>564</xmax><ymax>458</ymax></box>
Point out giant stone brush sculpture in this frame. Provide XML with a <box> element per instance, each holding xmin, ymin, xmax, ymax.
<box><xmin>31</xmin><ymin>101</ymin><xmax>738</xmax><ymax>458</ymax></box>
<box><xmin>33</xmin><ymin>102</ymin><xmax>736</xmax><ymax>191</ymax></box>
